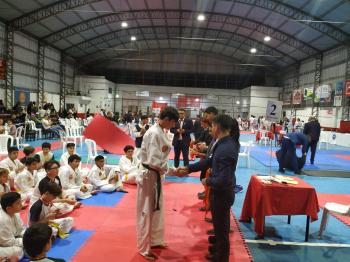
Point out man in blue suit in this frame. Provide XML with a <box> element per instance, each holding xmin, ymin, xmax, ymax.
<box><xmin>279</xmin><ymin>132</ymin><xmax>310</xmax><ymax>174</ymax></box>
<box><xmin>170</xmin><ymin>108</ymin><xmax>193</xmax><ymax>167</ymax></box>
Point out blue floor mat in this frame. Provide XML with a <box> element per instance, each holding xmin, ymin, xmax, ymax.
<box><xmin>80</xmin><ymin>191</ymin><xmax>126</xmax><ymax>207</ymax></box>
<box><xmin>166</xmin><ymin>176</ymin><xmax>200</xmax><ymax>184</ymax></box>
<box><xmin>250</xmin><ymin>146</ymin><xmax>350</xmax><ymax>171</ymax></box>
<box><xmin>47</xmin><ymin>229</ymin><xmax>94</xmax><ymax>261</ymax></box>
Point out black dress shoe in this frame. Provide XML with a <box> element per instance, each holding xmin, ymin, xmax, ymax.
<box><xmin>208</xmin><ymin>245</ymin><xmax>216</xmax><ymax>254</ymax></box>
<box><xmin>208</xmin><ymin>235</ymin><xmax>216</xmax><ymax>244</ymax></box>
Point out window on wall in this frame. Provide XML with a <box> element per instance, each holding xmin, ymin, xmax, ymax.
<box><xmin>108</xmin><ymin>87</ymin><xmax>112</xmax><ymax>94</ymax></box>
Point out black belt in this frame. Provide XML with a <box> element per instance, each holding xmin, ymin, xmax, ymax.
<box><xmin>142</xmin><ymin>163</ymin><xmax>161</xmax><ymax>211</ymax></box>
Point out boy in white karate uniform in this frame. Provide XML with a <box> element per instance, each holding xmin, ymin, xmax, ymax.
<box><xmin>30</xmin><ymin>160</ymin><xmax>80</xmax><ymax>215</ymax></box>
<box><xmin>29</xmin><ymin>181</ymin><xmax>74</xmax><ymax>238</ymax></box>
<box><xmin>88</xmin><ymin>155</ymin><xmax>126</xmax><ymax>193</ymax></box>
<box><xmin>36</xmin><ymin>142</ymin><xmax>55</xmax><ymax>167</ymax></box>
<box><xmin>136</xmin><ymin>106</ymin><xmax>179</xmax><ymax>260</ymax></box>
<box><xmin>119</xmin><ymin>145</ymin><xmax>140</xmax><ymax>184</ymax></box>
<box><xmin>0</xmin><ymin>168</ymin><xmax>11</xmax><ymax>201</ymax></box>
<box><xmin>15</xmin><ymin>157</ymin><xmax>39</xmax><ymax>203</ymax></box>
<box><xmin>0</xmin><ymin>192</ymin><xmax>25</xmax><ymax>260</ymax></box>
<box><xmin>59</xmin><ymin>143</ymin><xmax>76</xmax><ymax>167</ymax></box>
<box><xmin>59</xmin><ymin>154</ymin><xmax>95</xmax><ymax>200</ymax></box>
<box><xmin>0</xmin><ymin>147</ymin><xmax>25</xmax><ymax>189</ymax></box>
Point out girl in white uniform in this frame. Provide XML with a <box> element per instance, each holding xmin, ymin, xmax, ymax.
<box><xmin>136</xmin><ymin>106</ymin><xmax>179</xmax><ymax>260</ymax></box>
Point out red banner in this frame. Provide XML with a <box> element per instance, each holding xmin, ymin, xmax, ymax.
<box><xmin>177</xmin><ymin>96</ymin><xmax>200</xmax><ymax>108</ymax></box>
<box><xmin>345</xmin><ymin>80</ymin><xmax>350</xmax><ymax>97</ymax></box>
<box><xmin>0</xmin><ymin>59</ymin><xmax>6</xmax><ymax>80</ymax></box>
<box><xmin>152</xmin><ymin>101</ymin><xmax>168</xmax><ymax>110</ymax></box>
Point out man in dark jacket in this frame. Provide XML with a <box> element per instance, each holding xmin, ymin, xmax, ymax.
<box><xmin>303</xmin><ymin>117</ymin><xmax>321</xmax><ymax>164</ymax></box>
<box><xmin>170</xmin><ymin>109</ymin><xmax>193</xmax><ymax>167</ymax></box>
<box><xmin>279</xmin><ymin>132</ymin><xmax>310</xmax><ymax>174</ymax></box>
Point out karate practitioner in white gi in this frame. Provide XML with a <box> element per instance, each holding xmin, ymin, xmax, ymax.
<box><xmin>119</xmin><ymin>145</ymin><xmax>140</xmax><ymax>184</ymax></box>
<box><xmin>136</xmin><ymin>106</ymin><xmax>180</xmax><ymax>260</ymax></box>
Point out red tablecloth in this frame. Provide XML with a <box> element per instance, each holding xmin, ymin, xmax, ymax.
<box><xmin>240</xmin><ymin>175</ymin><xmax>319</xmax><ymax>236</ymax></box>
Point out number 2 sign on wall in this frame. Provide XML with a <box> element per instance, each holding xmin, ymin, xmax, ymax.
<box><xmin>266</xmin><ymin>100</ymin><xmax>283</xmax><ymax>122</ymax></box>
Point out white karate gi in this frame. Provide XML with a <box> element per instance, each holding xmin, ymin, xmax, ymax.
<box><xmin>119</xmin><ymin>155</ymin><xmax>140</xmax><ymax>184</ymax></box>
<box><xmin>88</xmin><ymin>165</ymin><xmax>122</xmax><ymax>192</ymax></box>
<box><xmin>58</xmin><ymin>165</ymin><xmax>93</xmax><ymax>200</ymax></box>
<box><xmin>30</xmin><ymin>176</ymin><xmax>74</xmax><ymax>215</ymax></box>
<box><xmin>0</xmin><ymin>158</ymin><xmax>24</xmax><ymax>180</ymax></box>
<box><xmin>59</xmin><ymin>152</ymin><xmax>71</xmax><ymax>167</ymax></box>
<box><xmin>36</xmin><ymin>151</ymin><xmax>54</xmax><ymax>166</ymax></box>
<box><xmin>137</xmin><ymin>123</ymin><xmax>171</xmax><ymax>256</ymax></box>
<box><xmin>0</xmin><ymin>209</ymin><xmax>24</xmax><ymax>259</ymax></box>
<box><xmin>15</xmin><ymin>169</ymin><xmax>36</xmax><ymax>202</ymax></box>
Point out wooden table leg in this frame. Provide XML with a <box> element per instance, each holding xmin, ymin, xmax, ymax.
<box><xmin>287</xmin><ymin>215</ymin><xmax>291</xmax><ymax>224</ymax></box>
<box><xmin>305</xmin><ymin>216</ymin><xmax>310</xmax><ymax>242</ymax></box>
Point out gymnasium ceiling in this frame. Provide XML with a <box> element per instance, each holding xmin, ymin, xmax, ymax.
<box><xmin>0</xmin><ymin>0</ymin><xmax>350</xmax><ymax>80</ymax></box>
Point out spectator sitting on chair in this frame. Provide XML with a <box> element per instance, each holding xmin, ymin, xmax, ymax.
<box><xmin>42</xmin><ymin>114</ymin><xmax>63</xmax><ymax>138</ymax></box>
<box><xmin>7</xmin><ymin>119</ymin><xmax>16</xmax><ymax>139</ymax></box>
<box><xmin>23</xmin><ymin>223</ymin><xmax>66</xmax><ymax>262</ymax></box>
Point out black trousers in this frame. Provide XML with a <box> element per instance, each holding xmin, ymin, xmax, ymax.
<box><xmin>174</xmin><ymin>140</ymin><xmax>189</xmax><ymax>167</ymax></box>
<box><xmin>306</xmin><ymin>140</ymin><xmax>318</xmax><ymax>164</ymax></box>
<box><xmin>210</xmin><ymin>190</ymin><xmax>235</xmax><ymax>262</ymax></box>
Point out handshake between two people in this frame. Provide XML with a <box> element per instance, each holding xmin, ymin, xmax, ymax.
<box><xmin>167</xmin><ymin>166</ymin><xmax>190</xmax><ymax>177</ymax></box>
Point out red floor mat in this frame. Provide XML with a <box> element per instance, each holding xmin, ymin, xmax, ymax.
<box><xmin>72</xmin><ymin>182</ymin><xmax>252</xmax><ymax>262</ymax></box>
<box><xmin>318</xmin><ymin>193</ymin><xmax>350</xmax><ymax>227</ymax></box>
<box><xmin>83</xmin><ymin>115</ymin><xmax>135</xmax><ymax>154</ymax></box>
<box><xmin>333</xmin><ymin>154</ymin><xmax>350</xmax><ymax>161</ymax></box>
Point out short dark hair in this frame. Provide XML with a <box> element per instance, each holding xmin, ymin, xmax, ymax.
<box><xmin>204</xmin><ymin>106</ymin><xmax>218</xmax><ymax>115</ymax></box>
<box><xmin>33</xmin><ymin>154</ymin><xmax>41</xmax><ymax>163</ymax></box>
<box><xmin>66</xmin><ymin>143</ymin><xmax>75</xmax><ymax>148</ymax></box>
<box><xmin>68</xmin><ymin>154</ymin><xmax>81</xmax><ymax>163</ymax></box>
<box><xmin>213</xmin><ymin>115</ymin><xmax>240</xmax><ymax>143</ymax></box>
<box><xmin>141</xmin><ymin>115</ymin><xmax>148</xmax><ymax>120</ymax></box>
<box><xmin>25</xmin><ymin>157</ymin><xmax>39</xmax><ymax>166</ymax></box>
<box><xmin>0</xmin><ymin>192</ymin><xmax>21</xmax><ymax>211</ymax></box>
<box><xmin>159</xmin><ymin>106</ymin><xmax>179</xmax><ymax>121</ymax></box>
<box><xmin>41</xmin><ymin>142</ymin><xmax>51</xmax><ymax>149</ymax></box>
<box><xmin>8</xmin><ymin>146</ymin><xmax>19</xmax><ymax>154</ymax></box>
<box><xmin>23</xmin><ymin>146</ymin><xmax>35</xmax><ymax>156</ymax></box>
<box><xmin>43</xmin><ymin>160</ymin><xmax>60</xmax><ymax>172</ymax></box>
<box><xmin>23</xmin><ymin>223</ymin><xmax>53</xmax><ymax>258</ymax></box>
<box><xmin>95</xmin><ymin>155</ymin><xmax>104</xmax><ymax>161</ymax></box>
<box><xmin>38</xmin><ymin>180</ymin><xmax>62</xmax><ymax>196</ymax></box>
<box><xmin>123</xmin><ymin>145</ymin><xmax>134</xmax><ymax>153</ymax></box>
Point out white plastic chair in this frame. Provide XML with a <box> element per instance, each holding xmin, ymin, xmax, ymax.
<box><xmin>259</xmin><ymin>130</ymin><xmax>271</xmax><ymax>146</ymax></box>
<box><xmin>85</xmin><ymin>139</ymin><xmax>98</xmax><ymax>165</ymax></box>
<box><xmin>28</xmin><ymin>120</ymin><xmax>42</xmax><ymax>139</ymax></box>
<box><xmin>15</xmin><ymin>126</ymin><xmax>24</xmax><ymax>148</ymax></box>
<box><xmin>318</xmin><ymin>131</ymin><xmax>329</xmax><ymax>150</ymax></box>
<box><xmin>239</xmin><ymin>141</ymin><xmax>253</xmax><ymax>168</ymax></box>
<box><xmin>319</xmin><ymin>202</ymin><xmax>350</xmax><ymax>238</ymax></box>
<box><xmin>0</xmin><ymin>135</ymin><xmax>13</xmax><ymax>157</ymax></box>
<box><xmin>66</xmin><ymin>127</ymin><xmax>83</xmax><ymax>148</ymax></box>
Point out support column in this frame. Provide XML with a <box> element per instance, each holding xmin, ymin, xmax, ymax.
<box><xmin>59</xmin><ymin>55</ymin><xmax>66</xmax><ymax>111</ymax></box>
<box><xmin>37</xmin><ymin>42</ymin><xmax>45</xmax><ymax>107</ymax></box>
<box><xmin>291</xmin><ymin>63</ymin><xmax>300</xmax><ymax>118</ymax></box>
<box><xmin>5</xmin><ymin>25</ymin><xmax>14</xmax><ymax>109</ymax></box>
<box><xmin>341</xmin><ymin>46</ymin><xmax>350</xmax><ymax>120</ymax></box>
<box><xmin>311</xmin><ymin>54</ymin><xmax>322</xmax><ymax>118</ymax></box>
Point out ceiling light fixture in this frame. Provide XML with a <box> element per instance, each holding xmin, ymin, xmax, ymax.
<box><xmin>195</xmin><ymin>98</ymin><xmax>200</xmax><ymax>102</ymax></box>
<box><xmin>115</xmin><ymin>94</ymin><xmax>120</xmax><ymax>98</ymax></box>
<box><xmin>236</xmin><ymin>101</ymin><xmax>240</xmax><ymax>105</ymax></box>
<box><xmin>250</xmin><ymin>48</ymin><xmax>257</xmax><ymax>54</ymax></box>
<box><xmin>264</xmin><ymin>36</ymin><xmax>271</xmax><ymax>42</ymax></box>
<box><xmin>131</xmin><ymin>36</ymin><xmax>136</xmax><ymax>41</ymax></box>
<box><xmin>121</xmin><ymin>22</ymin><xmax>128</xmax><ymax>28</ymax></box>
<box><xmin>197</xmin><ymin>14</ymin><xmax>205</xmax><ymax>21</ymax></box>
<box><xmin>159</xmin><ymin>96</ymin><xmax>163</xmax><ymax>101</ymax></box>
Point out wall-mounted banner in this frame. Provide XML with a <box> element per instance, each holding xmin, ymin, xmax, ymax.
<box><xmin>334</xmin><ymin>95</ymin><xmax>342</xmax><ymax>107</ymax></box>
<box><xmin>136</xmin><ymin>91</ymin><xmax>149</xmax><ymax>97</ymax></box>
<box><xmin>335</xmin><ymin>80</ymin><xmax>344</xmax><ymax>96</ymax></box>
<box><xmin>152</xmin><ymin>101</ymin><xmax>167</xmax><ymax>114</ymax></box>
<box><xmin>177</xmin><ymin>96</ymin><xmax>200</xmax><ymax>108</ymax></box>
<box><xmin>14</xmin><ymin>87</ymin><xmax>30</xmax><ymax>106</ymax></box>
<box><xmin>315</xmin><ymin>84</ymin><xmax>332</xmax><ymax>103</ymax></box>
<box><xmin>345</xmin><ymin>80</ymin><xmax>350</xmax><ymax>97</ymax></box>
<box><xmin>292</xmin><ymin>89</ymin><xmax>302</xmax><ymax>104</ymax></box>
<box><xmin>303</xmin><ymin>87</ymin><xmax>313</xmax><ymax>100</ymax></box>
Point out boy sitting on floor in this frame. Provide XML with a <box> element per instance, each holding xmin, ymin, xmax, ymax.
<box><xmin>58</xmin><ymin>154</ymin><xmax>95</xmax><ymax>200</ymax></box>
<box><xmin>118</xmin><ymin>145</ymin><xmax>140</xmax><ymax>184</ymax></box>
<box><xmin>29</xmin><ymin>181</ymin><xmax>74</xmax><ymax>238</ymax></box>
<box><xmin>30</xmin><ymin>160</ymin><xmax>80</xmax><ymax>215</ymax></box>
<box><xmin>23</xmin><ymin>223</ymin><xmax>65</xmax><ymax>262</ymax></box>
<box><xmin>0</xmin><ymin>168</ymin><xmax>10</xmax><ymax>201</ymax></box>
<box><xmin>0</xmin><ymin>146</ymin><xmax>25</xmax><ymax>189</ymax></box>
<box><xmin>15</xmin><ymin>157</ymin><xmax>39</xmax><ymax>203</ymax></box>
<box><xmin>0</xmin><ymin>192</ymin><xmax>25</xmax><ymax>260</ymax></box>
<box><xmin>60</xmin><ymin>143</ymin><xmax>77</xmax><ymax>167</ymax></box>
<box><xmin>88</xmin><ymin>155</ymin><xmax>127</xmax><ymax>193</ymax></box>
<box><xmin>36</xmin><ymin>142</ymin><xmax>55</xmax><ymax>167</ymax></box>
<box><xmin>20</xmin><ymin>146</ymin><xmax>36</xmax><ymax>165</ymax></box>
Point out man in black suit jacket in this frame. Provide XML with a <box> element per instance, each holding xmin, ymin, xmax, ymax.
<box><xmin>303</xmin><ymin>116</ymin><xmax>321</xmax><ymax>164</ymax></box>
<box><xmin>171</xmin><ymin>109</ymin><xmax>193</xmax><ymax>167</ymax></box>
